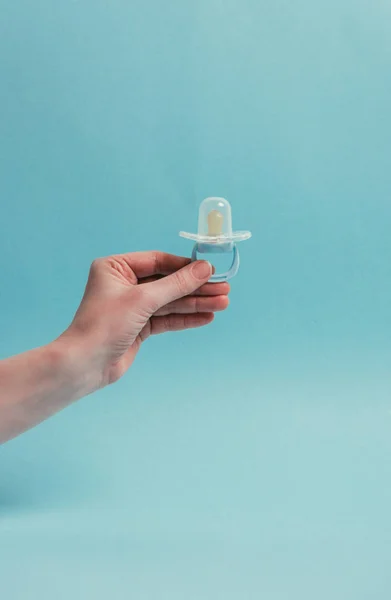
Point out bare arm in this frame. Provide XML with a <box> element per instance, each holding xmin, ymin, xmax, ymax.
<box><xmin>0</xmin><ymin>337</ymin><xmax>97</xmax><ymax>443</ymax></box>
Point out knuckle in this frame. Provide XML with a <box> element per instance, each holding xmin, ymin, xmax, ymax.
<box><xmin>150</xmin><ymin>250</ymin><xmax>166</xmax><ymax>274</ymax></box>
<box><xmin>163</xmin><ymin>314</ymin><xmax>172</xmax><ymax>332</ymax></box>
<box><xmin>90</xmin><ymin>257</ymin><xmax>104</xmax><ymax>273</ymax></box>
<box><xmin>172</xmin><ymin>270</ymin><xmax>189</xmax><ymax>296</ymax></box>
<box><xmin>151</xmin><ymin>251</ymin><xmax>160</xmax><ymax>273</ymax></box>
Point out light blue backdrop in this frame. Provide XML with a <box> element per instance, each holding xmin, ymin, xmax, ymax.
<box><xmin>1</xmin><ymin>1</ymin><xmax>391</xmax><ymax>598</ymax></box>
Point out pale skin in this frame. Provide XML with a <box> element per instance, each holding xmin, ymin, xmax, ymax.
<box><xmin>0</xmin><ymin>251</ymin><xmax>230</xmax><ymax>444</ymax></box>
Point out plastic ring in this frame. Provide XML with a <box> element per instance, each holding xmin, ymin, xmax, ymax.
<box><xmin>191</xmin><ymin>243</ymin><xmax>240</xmax><ymax>282</ymax></box>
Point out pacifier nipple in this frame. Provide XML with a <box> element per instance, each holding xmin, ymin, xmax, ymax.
<box><xmin>198</xmin><ymin>197</ymin><xmax>233</xmax><ymax>238</ymax></box>
<box><xmin>207</xmin><ymin>210</ymin><xmax>224</xmax><ymax>236</ymax></box>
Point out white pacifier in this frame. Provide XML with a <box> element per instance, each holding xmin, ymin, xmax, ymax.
<box><xmin>179</xmin><ymin>197</ymin><xmax>252</xmax><ymax>282</ymax></box>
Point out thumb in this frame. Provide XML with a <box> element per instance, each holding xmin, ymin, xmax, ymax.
<box><xmin>143</xmin><ymin>260</ymin><xmax>213</xmax><ymax>311</ymax></box>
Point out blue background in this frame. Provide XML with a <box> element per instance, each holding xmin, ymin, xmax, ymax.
<box><xmin>1</xmin><ymin>0</ymin><xmax>391</xmax><ymax>598</ymax></box>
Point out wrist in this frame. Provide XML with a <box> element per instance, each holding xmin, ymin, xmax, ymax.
<box><xmin>52</xmin><ymin>329</ymin><xmax>106</xmax><ymax>398</ymax></box>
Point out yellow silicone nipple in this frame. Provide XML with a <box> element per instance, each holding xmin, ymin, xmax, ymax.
<box><xmin>207</xmin><ymin>210</ymin><xmax>224</xmax><ymax>236</ymax></box>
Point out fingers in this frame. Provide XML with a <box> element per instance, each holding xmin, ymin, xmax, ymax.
<box><xmin>139</xmin><ymin>277</ymin><xmax>230</xmax><ymax>297</ymax></box>
<box><xmin>149</xmin><ymin>312</ymin><xmax>214</xmax><ymax>335</ymax></box>
<box><xmin>155</xmin><ymin>294</ymin><xmax>229</xmax><ymax>316</ymax></box>
<box><xmin>193</xmin><ymin>282</ymin><xmax>230</xmax><ymax>296</ymax></box>
<box><xmin>140</xmin><ymin>260</ymin><xmax>213</xmax><ymax>312</ymax></box>
<box><xmin>111</xmin><ymin>251</ymin><xmax>191</xmax><ymax>279</ymax></box>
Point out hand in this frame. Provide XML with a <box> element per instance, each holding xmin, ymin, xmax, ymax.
<box><xmin>0</xmin><ymin>251</ymin><xmax>229</xmax><ymax>443</ymax></box>
<box><xmin>62</xmin><ymin>251</ymin><xmax>230</xmax><ymax>388</ymax></box>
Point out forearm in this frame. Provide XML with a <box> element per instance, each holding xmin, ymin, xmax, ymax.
<box><xmin>0</xmin><ymin>335</ymin><xmax>100</xmax><ymax>444</ymax></box>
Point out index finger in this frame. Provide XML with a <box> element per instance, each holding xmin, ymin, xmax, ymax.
<box><xmin>112</xmin><ymin>251</ymin><xmax>191</xmax><ymax>279</ymax></box>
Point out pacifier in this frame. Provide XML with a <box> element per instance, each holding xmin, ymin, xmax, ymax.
<box><xmin>179</xmin><ymin>197</ymin><xmax>252</xmax><ymax>282</ymax></box>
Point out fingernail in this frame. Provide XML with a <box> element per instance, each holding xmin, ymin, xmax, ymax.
<box><xmin>192</xmin><ymin>260</ymin><xmax>212</xmax><ymax>280</ymax></box>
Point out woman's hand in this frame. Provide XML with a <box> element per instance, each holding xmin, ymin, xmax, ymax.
<box><xmin>61</xmin><ymin>251</ymin><xmax>230</xmax><ymax>388</ymax></box>
<box><xmin>0</xmin><ymin>251</ymin><xmax>229</xmax><ymax>443</ymax></box>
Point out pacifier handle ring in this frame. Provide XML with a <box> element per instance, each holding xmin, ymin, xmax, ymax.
<box><xmin>191</xmin><ymin>243</ymin><xmax>240</xmax><ymax>282</ymax></box>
